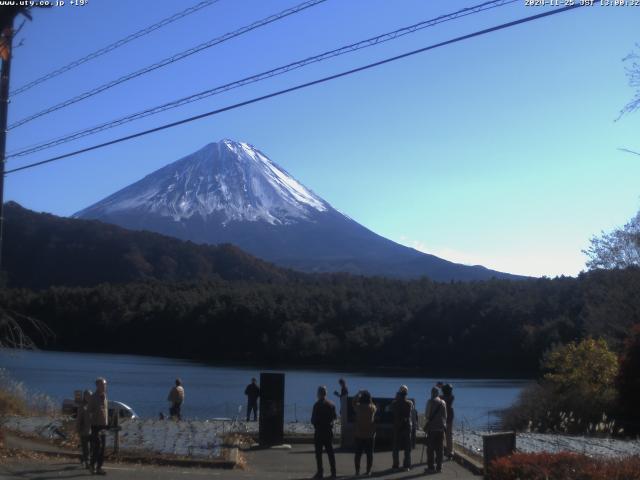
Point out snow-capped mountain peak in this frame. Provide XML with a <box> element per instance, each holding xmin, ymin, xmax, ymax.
<box><xmin>74</xmin><ymin>139</ymin><xmax>329</xmax><ymax>226</ymax></box>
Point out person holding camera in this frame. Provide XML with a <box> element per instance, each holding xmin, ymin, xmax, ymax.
<box><xmin>352</xmin><ymin>390</ymin><xmax>376</xmax><ymax>476</ymax></box>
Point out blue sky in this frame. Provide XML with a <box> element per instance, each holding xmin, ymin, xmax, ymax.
<box><xmin>4</xmin><ymin>0</ymin><xmax>640</xmax><ymax>277</ymax></box>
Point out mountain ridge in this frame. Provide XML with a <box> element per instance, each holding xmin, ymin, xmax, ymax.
<box><xmin>3</xmin><ymin>201</ymin><xmax>299</xmax><ymax>289</ymax></box>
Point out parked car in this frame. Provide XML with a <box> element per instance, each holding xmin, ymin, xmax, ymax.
<box><xmin>108</xmin><ymin>401</ymin><xmax>138</xmax><ymax>423</ymax></box>
<box><xmin>62</xmin><ymin>398</ymin><xmax>138</xmax><ymax>423</ymax></box>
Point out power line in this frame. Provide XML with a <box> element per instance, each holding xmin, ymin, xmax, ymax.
<box><xmin>618</xmin><ymin>147</ymin><xmax>640</xmax><ymax>157</ymax></box>
<box><xmin>7</xmin><ymin>0</ymin><xmax>518</xmax><ymax>159</ymax></box>
<box><xmin>7</xmin><ymin>0</ymin><xmax>327</xmax><ymax>130</ymax></box>
<box><xmin>5</xmin><ymin>4</ymin><xmax>583</xmax><ymax>176</ymax></box>
<box><xmin>10</xmin><ymin>0</ymin><xmax>221</xmax><ymax>97</ymax></box>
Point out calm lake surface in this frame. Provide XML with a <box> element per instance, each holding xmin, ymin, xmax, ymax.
<box><xmin>0</xmin><ymin>349</ymin><xmax>529</xmax><ymax>428</ymax></box>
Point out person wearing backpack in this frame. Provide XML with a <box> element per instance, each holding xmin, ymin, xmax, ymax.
<box><xmin>440</xmin><ymin>383</ymin><xmax>455</xmax><ymax>459</ymax></box>
<box><xmin>424</xmin><ymin>386</ymin><xmax>448</xmax><ymax>473</ymax></box>
<box><xmin>352</xmin><ymin>390</ymin><xmax>376</xmax><ymax>476</ymax></box>
<box><xmin>390</xmin><ymin>385</ymin><xmax>413</xmax><ymax>471</ymax></box>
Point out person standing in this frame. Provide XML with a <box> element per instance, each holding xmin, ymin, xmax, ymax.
<box><xmin>391</xmin><ymin>385</ymin><xmax>413</xmax><ymax>471</ymax></box>
<box><xmin>333</xmin><ymin>378</ymin><xmax>348</xmax><ymax>414</ymax></box>
<box><xmin>88</xmin><ymin>377</ymin><xmax>109</xmax><ymax>475</ymax></box>
<box><xmin>333</xmin><ymin>378</ymin><xmax>348</xmax><ymax>400</ymax></box>
<box><xmin>352</xmin><ymin>390</ymin><xmax>376</xmax><ymax>476</ymax></box>
<box><xmin>244</xmin><ymin>378</ymin><xmax>260</xmax><ymax>422</ymax></box>
<box><xmin>76</xmin><ymin>389</ymin><xmax>92</xmax><ymax>469</ymax></box>
<box><xmin>311</xmin><ymin>386</ymin><xmax>337</xmax><ymax>479</ymax></box>
<box><xmin>424</xmin><ymin>386</ymin><xmax>448</xmax><ymax>473</ymax></box>
<box><xmin>167</xmin><ymin>378</ymin><xmax>185</xmax><ymax>420</ymax></box>
<box><xmin>440</xmin><ymin>383</ymin><xmax>455</xmax><ymax>459</ymax></box>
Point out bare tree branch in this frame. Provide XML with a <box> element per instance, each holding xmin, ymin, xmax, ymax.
<box><xmin>618</xmin><ymin>147</ymin><xmax>640</xmax><ymax>157</ymax></box>
<box><xmin>583</xmin><ymin>209</ymin><xmax>640</xmax><ymax>270</ymax></box>
<box><xmin>0</xmin><ymin>307</ymin><xmax>54</xmax><ymax>350</ymax></box>
<box><xmin>618</xmin><ymin>44</ymin><xmax>640</xmax><ymax>119</ymax></box>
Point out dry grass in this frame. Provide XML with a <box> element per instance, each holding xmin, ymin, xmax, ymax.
<box><xmin>0</xmin><ymin>368</ymin><xmax>57</xmax><ymax>417</ymax></box>
<box><xmin>488</xmin><ymin>452</ymin><xmax>640</xmax><ymax>480</ymax></box>
<box><xmin>0</xmin><ymin>388</ymin><xmax>30</xmax><ymax>453</ymax></box>
<box><xmin>0</xmin><ymin>368</ymin><xmax>59</xmax><ymax>459</ymax></box>
<box><xmin>0</xmin><ymin>390</ymin><xmax>29</xmax><ymax>417</ymax></box>
<box><xmin>223</xmin><ymin>432</ymin><xmax>255</xmax><ymax>449</ymax></box>
<box><xmin>234</xmin><ymin>449</ymin><xmax>247</xmax><ymax>470</ymax></box>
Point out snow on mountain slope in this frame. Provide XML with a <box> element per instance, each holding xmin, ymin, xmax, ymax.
<box><xmin>75</xmin><ymin>139</ymin><xmax>329</xmax><ymax>226</ymax></box>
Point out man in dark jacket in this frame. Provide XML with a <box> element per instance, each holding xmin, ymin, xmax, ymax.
<box><xmin>311</xmin><ymin>386</ymin><xmax>337</xmax><ymax>479</ymax></box>
<box><xmin>244</xmin><ymin>378</ymin><xmax>260</xmax><ymax>422</ymax></box>
<box><xmin>391</xmin><ymin>384</ymin><xmax>413</xmax><ymax>471</ymax></box>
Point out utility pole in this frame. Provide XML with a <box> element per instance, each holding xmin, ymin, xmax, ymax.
<box><xmin>0</xmin><ymin>12</ymin><xmax>15</xmax><ymax>276</ymax></box>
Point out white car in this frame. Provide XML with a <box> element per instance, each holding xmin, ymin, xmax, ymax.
<box><xmin>62</xmin><ymin>399</ymin><xmax>138</xmax><ymax>423</ymax></box>
<box><xmin>109</xmin><ymin>401</ymin><xmax>138</xmax><ymax>422</ymax></box>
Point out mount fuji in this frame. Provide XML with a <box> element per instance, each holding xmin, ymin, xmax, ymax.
<box><xmin>74</xmin><ymin>139</ymin><xmax>519</xmax><ymax>281</ymax></box>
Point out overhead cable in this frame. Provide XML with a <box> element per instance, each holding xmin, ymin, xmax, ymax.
<box><xmin>5</xmin><ymin>4</ymin><xmax>583</xmax><ymax>175</ymax></box>
<box><xmin>8</xmin><ymin>0</ymin><xmax>328</xmax><ymax>130</ymax></box>
<box><xmin>10</xmin><ymin>0</ymin><xmax>221</xmax><ymax>97</ymax></box>
<box><xmin>7</xmin><ymin>0</ymin><xmax>517</xmax><ymax>159</ymax></box>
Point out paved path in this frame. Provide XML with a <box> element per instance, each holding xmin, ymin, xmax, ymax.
<box><xmin>0</xmin><ymin>443</ymin><xmax>479</xmax><ymax>479</ymax></box>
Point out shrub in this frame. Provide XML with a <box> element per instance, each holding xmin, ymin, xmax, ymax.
<box><xmin>0</xmin><ymin>389</ymin><xmax>28</xmax><ymax>417</ymax></box>
<box><xmin>500</xmin><ymin>383</ymin><xmax>555</xmax><ymax>432</ymax></box>
<box><xmin>501</xmin><ymin>338</ymin><xmax>620</xmax><ymax>434</ymax></box>
<box><xmin>543</xmin><ymin>338</ymin><xmax>619</xmax><ymax>417</ymax></box>
<box><xmin>488</xmin><ymin>452</ymin><xmax>640</xmax><ymax>480</ymax></box>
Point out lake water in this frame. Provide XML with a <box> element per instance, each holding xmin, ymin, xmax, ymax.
<box><xmin>0</xmin><ymin>349</ymin><xmax>529</xmax><ymax>429</ymax></box>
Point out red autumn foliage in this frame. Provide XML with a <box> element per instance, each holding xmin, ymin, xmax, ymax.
<box><xmin>487</xmin><ymin>452</ymin><xmax>640</xmax><ymax>480</ymax></box>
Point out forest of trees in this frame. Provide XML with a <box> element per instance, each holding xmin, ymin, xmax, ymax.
<box><xmin>1</xmin><ymin>202</ymin><xmax>639</xmax><ymax>377</ymax></box>
<box><xmin>3</xmin><ymin>267</ymin><xmax>639</xmax><ymax>377</ymax></box>
<box><xmin>1</xmin><ymin>202</ymin><xmax>301</xmax><ymax>289</ymax></box>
